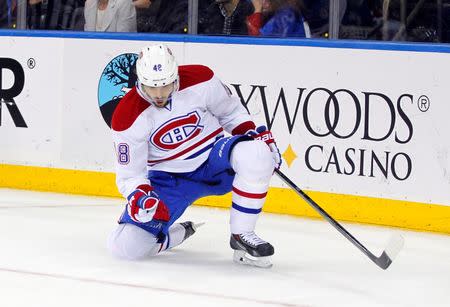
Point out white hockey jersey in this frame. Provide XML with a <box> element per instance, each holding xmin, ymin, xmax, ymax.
<box><xmin>112</xmin><ymin>65</ymin><xmax>255</xmax><ymax>199</ymax></box>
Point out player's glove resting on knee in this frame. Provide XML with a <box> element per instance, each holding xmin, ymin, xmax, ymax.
<box><xmin>247</xmin><ymin>125</ymin><xmax>282</xmax><ymax>169</ymax></box>
<box><xmin>127</xmin><ymin>184</ymin><xmax>170</xmax><ymax>225</ymax></box>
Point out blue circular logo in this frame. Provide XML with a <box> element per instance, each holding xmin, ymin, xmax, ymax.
<box><xmin>98</xmin><ymin>53</ymin><xmax>138</xmax><ymax>127</ymax></box>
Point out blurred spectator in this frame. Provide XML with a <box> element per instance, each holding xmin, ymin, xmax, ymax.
<box><xmin>84</xmin><ymin>0</ymin><xmax>136</xmax><ymax>32</ymax></box>
<box><xmin>303</xmin><ymin>0</ymin><xmax>347</xmax><ymax>37</ymax></box>
<box><xmin>1</xmin><ymin>0</ymin><xmax>16</xmax><ymax>28</ymax></box>
<box><xmin>247</xmin><ymin>0</ymin><xmax>310</xmax><ymax>37</ymax></box>
<box><xmin>390</xmin><ymin>0</ymin><xmax>440</xmax><ymax>42</ymax></box>
<box><xmin>132</xmin><ymin>0</ymin><xmax>151</xmax><ymax>9</ymax></box>
<box><xmin>1</xmin><ymin>0</ymin><xmax>8</xmax><ymax>28</ymax></box>
<box><xmin>339</xmin><ymin>0</ymin><xmax>445</xmax><ymax>42</ymax></box>
<box><xmin>133</xmin><ymin>0</ymin><xmax>187</xmax><ymax>33</ymax></box>
<box><xmin>339</xmin><ymin>0</ymin><xmax>382</xmax><ymax>40</ymax></box>
<box><xmin>345</xmin><ymin>0</ymin><xmax>443</xmax><ymax>42</ymax></box>
<box><xmin>343</xmin><ymin>0</ymin><xmax>377</xmax><ymax>27</ymax></box>
<box><xmin>63</xmin><ymin>0</ymin><xmax>85</xmax><ymax>30</ymax></box>
<box><xmin>198</xmin><ymin>0</ymin><xmax>255</xmax><ymax>35</ymax></box>
<box><xmin>133</xmin><ymin>0</ymin><xmax>156</xmax><ymax>32</ymax></box>
<box><xmin>28</xmin><ymin>0</ymin><xmax>85</xmax><ymax>30</ymax></box>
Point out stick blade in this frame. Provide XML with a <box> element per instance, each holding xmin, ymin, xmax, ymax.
<box><xmin>376</xmin><ymin>234</ymin><xmax>405</xmax><ymax>270</ymax></box>
<box><xmin>385</xmin><ymin>234</ymin><xmax>405</xmax><ymax>260</ymax></box>
<box><xmin>192</xmin><ymin>222</ymin><xmax>205</xmax><ymax>231</ymax></box>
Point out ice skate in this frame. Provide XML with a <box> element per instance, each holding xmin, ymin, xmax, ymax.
<box><xmin>180</xmin><ymin>221</ymin><xmax>205</xmax><ymax>242</ymax></box>
<box><xmin>230</xmin><ymin>232</ymin><xmax>274</xmax><ymax>268</ymax></box>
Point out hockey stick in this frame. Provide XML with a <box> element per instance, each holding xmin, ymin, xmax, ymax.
<box><xmin>275</xmin><ymin>169</ymin><xmax>404</xmax><ymax>270</ymax></box>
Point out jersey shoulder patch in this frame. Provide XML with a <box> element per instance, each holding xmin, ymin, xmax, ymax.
<box><xmin>111</xmin><ymin>87</ymin><xmax>151</xmax><ymax>132</ymax></box>
<box><xmin>178</xmin><ymin>65</ymin><xmax>214</xmax><ymax>91</ymax></box>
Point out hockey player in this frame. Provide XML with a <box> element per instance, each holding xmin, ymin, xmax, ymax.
<box><xmin>107</xmin><ymin>43</ymin><xmax>282</xmax><ymax>267</ymax></box>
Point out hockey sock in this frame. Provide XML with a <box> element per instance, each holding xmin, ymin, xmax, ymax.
<box><xmin>229</xmin><ymin>141</ymin><xmax>273</xmax><ymax>234</ymax></box>
<box><xmin>230</xmin><ymin>174</ymin><xmax>268</xmax><ymax>234</ymax></box>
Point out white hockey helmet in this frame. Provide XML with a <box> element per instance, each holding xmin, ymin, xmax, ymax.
<box><xmin>136</xmin><ymin>44</ymin><xmax>179</xmax><ymax>87</ymax></box>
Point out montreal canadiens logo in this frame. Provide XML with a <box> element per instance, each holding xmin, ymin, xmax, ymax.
<box><xmin>151</xmin><ymin>112</ymin><xmax>204</xmax><ymax>151</ymax></box>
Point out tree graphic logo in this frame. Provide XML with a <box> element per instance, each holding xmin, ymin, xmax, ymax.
<box><xmin>98</xmin><ymin>53</ymin><xmax>138</xmax><ymax>127</ymax></box>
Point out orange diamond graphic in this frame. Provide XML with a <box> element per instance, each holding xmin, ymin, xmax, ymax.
<box><xmin>282</xmin><ymin>144</ymin><xmax>297</xmax><ymax>168</ymax></box>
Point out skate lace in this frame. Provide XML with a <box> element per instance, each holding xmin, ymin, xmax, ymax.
<box><xmin>240</xmin><ymin>232</ymin><xmax>267</xmax><ymax>247</ymax></box>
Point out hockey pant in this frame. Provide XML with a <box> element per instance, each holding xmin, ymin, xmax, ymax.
<box><xmin>107</xmin><ymin>222</ymin><xmax>186</xmax><ymax>260</ymax></box>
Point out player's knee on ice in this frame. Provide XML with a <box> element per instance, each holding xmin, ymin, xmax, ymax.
<box><xmin>107</xmin><ymin>223</ymin><xmax>160</xmax><ymax>260</ymax></box>
<box><xmin>107</xmin><ymin>223</ymin><xmax>189</xmax><ymax>260</ymax></box>
<box><xmin>231</xmin><ymin>140</ymin><xmax>274</xmax><ymax>183</ymax></box>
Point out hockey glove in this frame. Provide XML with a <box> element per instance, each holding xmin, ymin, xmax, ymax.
<box><xmin>127</xmin><ymin>184</ymin><xmax>170</xmax><ymax>225</ymax></box>
<box><xmin>247</xmin><ymin>126</ymin><xmax>282</xmax><ymax>169</ymax></box>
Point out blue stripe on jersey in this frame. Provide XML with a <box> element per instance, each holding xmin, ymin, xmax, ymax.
<box><xmin>232</xmin><ymin>202</ymin><xmax>262</xmax><ymax>214</ymax></box>
<box><xmin>185</xmin><ymin>135</ymin><xmax>224</xmax><ymax>160</ymax></box>
<box><xmin>185</xmin><ymin>142</ymin><xmax>215</xmax><ymax>160</ymax></box>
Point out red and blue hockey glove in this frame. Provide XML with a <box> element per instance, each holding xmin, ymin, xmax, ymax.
<box><xmin>247</xmin><ymin>125</ymin><xmax>282</xmax><ymax>169</ymax></box>
<box><xmin>127</xmin><ymin>184</ymin><xmax>170</xmax><ymax>224</ymax></box>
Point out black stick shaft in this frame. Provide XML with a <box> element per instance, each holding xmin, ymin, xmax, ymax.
<box><xmin>275</xmin><ymin>169</ymin><xmax>381</xmax><ymax>265</ymax></box>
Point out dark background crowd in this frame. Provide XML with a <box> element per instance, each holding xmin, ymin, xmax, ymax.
<box><xmin>1</xmin><ymin>0</ymin><xmax>449</xmax><ymax>42</ymax></box>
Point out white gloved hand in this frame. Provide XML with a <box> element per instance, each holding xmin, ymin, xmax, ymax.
<box><xmin>247</xmin><ymin>125</ymin><xmax>282</xmax><ymax>169</ymax></box>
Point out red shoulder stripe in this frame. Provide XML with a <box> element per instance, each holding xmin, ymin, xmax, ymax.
<box><xmin>232</xmin><ymin>121</ymin><xmax>256</xmax><ymax>135</ymax></box>
<box><xmin>111</xmin><ymin>87</ymin><xmax>151</xmax><ymax>132</ymax></box>
<box><xmin>178</xmin><ymin>65</ymin><xmax>214</xmax><ymax>91</ymax></box>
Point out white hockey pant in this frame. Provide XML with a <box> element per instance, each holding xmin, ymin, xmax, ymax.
<box><xmin>107</xmin><ymin>223</ymin><xmax>185</xmax><ymax>260</ymax></box>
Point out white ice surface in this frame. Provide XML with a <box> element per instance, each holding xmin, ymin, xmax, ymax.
<box><xmin>0</xmin><ymin>188</ymin><xmax>449</xmax><ymax>307</ymax></box>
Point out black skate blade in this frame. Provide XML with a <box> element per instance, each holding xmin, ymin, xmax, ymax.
<box><xmin>233</xmin><ymin>250</ymin><xmax>273</xmax><ymax>268</ymax></box>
